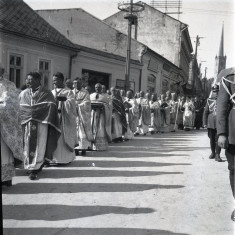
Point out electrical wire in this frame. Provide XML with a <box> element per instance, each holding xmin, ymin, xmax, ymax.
<box><xmin>183</xmin><ymin>7</ymin><xmax>234</xmax><ymax>14</ymax></box>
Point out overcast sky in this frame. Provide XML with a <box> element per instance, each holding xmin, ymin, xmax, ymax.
<box><xmin>24</xmin><ymin>0</ymin><xmax>235</xmax><ymax>79</ymax></box>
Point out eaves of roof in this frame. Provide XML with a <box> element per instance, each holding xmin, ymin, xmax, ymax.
<box><xmin>76</xmin><ymin>44</ymin><xmax>142</xmax><ymax>66</ymax></box>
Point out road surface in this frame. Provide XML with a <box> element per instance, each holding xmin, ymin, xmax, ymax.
<box><xmin>2</xmin><ymin>129</ymin><xmax>234</xmax><ymax>235</ymax></box>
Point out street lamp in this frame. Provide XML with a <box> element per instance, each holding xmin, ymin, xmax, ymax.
<box><xmin>118</xmin><ymin>0</ymin><xmax>144</xmax><ymax>91</ymax></box>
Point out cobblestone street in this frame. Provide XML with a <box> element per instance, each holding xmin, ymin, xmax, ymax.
<box><xmin>2</xmin><ymin>130</ymin><xmax>234</xmax><ymax>235</ymax></box>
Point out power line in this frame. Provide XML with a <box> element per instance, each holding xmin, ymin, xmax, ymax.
<box><xmin>183</xmin><ymin>7</ymin><xmax>235</xmax><ymax>14</ymax></box>
<box><xmin>183</xmin><ymin>11</ymin><xmax>233</xmax><ymax>16</ymax></box>
<box><xmin>182</xmin><ymin>7</ymin><xmax>234</xmax><ymax>16</ymax></box>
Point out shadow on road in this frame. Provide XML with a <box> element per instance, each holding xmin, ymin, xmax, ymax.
<box><xmin>2</xmin><ymin>183</ymin><xmax>184</xmax><ymax>194</ymax></box>
<box><xmin>85</xmin><ymin>132</ymin><xmax>209</xmax><ymax>159</ymax></box>
<box><xmin>3</xmin><ymin>227</ymin><xmax>190</xmax><ymax>235</ymax></box>
<box><xmin>55</xmin><ymin>160</ymin><xmax>192</xmax><ymax>168</ymax></box>
<box><xmin>3</xmin><ymin>205</ymin><xmax>155</xmax><ymax>220</ymax></box>
<box><xmin>87</xmin><ymin>151</ymin><xmax>189</xmax><ymax>158</ymax></box>
<box><xmin>14</xmin><ymin>169</ymin><xmax>183</xmax><ymax>179</ymax></box>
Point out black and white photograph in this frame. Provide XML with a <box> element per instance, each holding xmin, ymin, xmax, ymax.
<box><xmin>0</xmin><ymin>0</ymin><xmax>235</xmax><ymax>234</ymax></box>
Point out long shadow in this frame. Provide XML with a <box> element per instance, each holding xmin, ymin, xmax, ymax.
<box><xmin>3</xmin><ymin>205</ymin><xmax>154</xmax><ymax>220</ymax></box>
<box><xmin>110</xmin><ymin>139</ymin><xmax>193</xmax><ymax>148</ymax></box>
<box><xmin>86</xmin><ymin>152</ymin><xmax>189</xmax><ymax>158</ymax></box>
<box><xmin>3</xmin><ymin>227</ymin><xmax>190</xmax><ymax>235</ymax></box>
<box><xmin>2</xmin><ymin>183</ymin><xmax>184</xmax><ymax>194</ymax></box>
<box><xmin>15</xmin><ymin>169</ymin><xmax>182</xmax><ymax>179</ymax></box>
<box><xmin>107</xmin><ymin>151</ymin><xmax>188</xmax><ymax>155</ymax></box>
<box><xmin>58</xmin><ymin>160</ymin><xmax>191</xmax><ymax>168</ymax></box>
<box><xmin>115</xmin><ymin>138</ymin><xmax>193</xmax><ymax>142</ymax></box>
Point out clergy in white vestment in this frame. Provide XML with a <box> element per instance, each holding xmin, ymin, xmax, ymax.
<box><xmin>51</xmin><ymin>72</ymin><xmax>77</xmax><ymax>164</ymax></box>
<box><xmin>123</xmin><ymin>90</ymin><xmax>139</xmax><ymax>139</ymax></box>
<box><xmin>20</xmin><ymin>72</ymin><xmax>61</xmax><ymax>180</ymax></box>
<box><xmin>73</xmin><ymin>78</ymin><xmax>93</xmax><ymax>155</ymax></box>
<box><xmin>90</xmin><ymin>83</ymin><xmax>112</xmax><ymax>150</ymax></box>
<box><xmin>149</xmin><ymin>93</ymin><xmax>161</xmax><ymax>134</ymax></box>
<box><xmin>183</xmin><ymin>97</ymin><xmax>195</xmax><ymax>130</ymax></box>
<box><xmin>135</xmin><ymin>91</ymin><xmax>151</xmax><ymax>135</ymax></box>
<box><xmin>1</xmin><ymin>66</ymin><xmax>24</xmax><ymax>186</ymax></box>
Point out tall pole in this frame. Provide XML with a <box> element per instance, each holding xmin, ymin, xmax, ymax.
<box><xmin>204</xmin><ymin>67</ymin><xmax>207</xmax><ymax>78</ymax></box>
<box><xmin>119</xmin><ymin>1</ymin><xmax>144</xmax><ymax>92</ymax></box>
<box><xmin>125</xmin><ymin>0</ymin><xmax>133</xmax><ymax>92</ymax></box>
<box><xmin>192</xmin><ymin>35</ymin><xmax>200</xmax><ymax>96</ymax></box>
<box><xmin>204</xmin><ymin>67</ymin><xmax>207</xmax><ymax>98</ymax></box>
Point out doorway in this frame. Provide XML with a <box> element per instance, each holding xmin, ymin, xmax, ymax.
<box><xmin>82</xmin><ymin>69</ymin><xmax>110</xmax><ymax>93</ymax></box>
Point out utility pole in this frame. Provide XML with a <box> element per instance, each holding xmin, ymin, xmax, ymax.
<box><xmin>204</xmin><ymin>67</ymin><xmax>207</xmax><ymax>78</ymax></box>
<box><xmin>204</xmin><ymin>67</ymin><xmax>207</xmax><ymax>98</ymax></box>
<box><xmin>125</xmin><ymin>0</ymin><xmax>133</xmax><ymax>92</ymax></box>
<box><xmin>118</xmin><ymin>1</ymin><xmax>144</xmax><ymax>92</ymax></box>
<box><xmin>192</xmin><ymin>35</ymin><xmax>204</xmax><ymax>96</ymax></box>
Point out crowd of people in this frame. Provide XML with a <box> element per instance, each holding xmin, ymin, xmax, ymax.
<box><xmin>1</xmin><ymin>68</ymin><xmax>208</xmax><ymax>183</ymax></box>
<box><xmin>1</xmin><ymin>64</ymin><xmax>235</xmax><ymax>220</ymax></box>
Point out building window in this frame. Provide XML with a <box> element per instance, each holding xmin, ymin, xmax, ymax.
<box><xmin>116</xmin><ymin>79</ymin><xmax>135</xmax><ymax>92</ymax></box>
<box><xmin>162</xmin><ymin>79</ymin><xmax>168</xmax><ymax>94</ymax></box>
<box><xmin>147</xmin><ymin>74</ymin><xmax>156</xmax><ymax>94</ymax></box>
<box><xmin>116</xmin><ymin>79</ymin><xmax>125</xmax><ymax>90</ymax></box>
<box><xmin>39</xmin><ymin>59</ymin><xmax>51</xmax><ymax>88</ymax></box>
<box><xmin>9</xmin><ymin>54</ymin><xmax>24</xmax><ymax>88</ymax></box>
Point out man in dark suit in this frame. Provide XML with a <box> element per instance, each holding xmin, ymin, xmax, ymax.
<box><xmin>203</xmin><ymin>84</ymin><xmax>222</xmax><ymax>162</ymax></box>
<box><xmin>216</xmin><ymin>68</ymin><xmax>235</xmax><ymax>221</ymax></box>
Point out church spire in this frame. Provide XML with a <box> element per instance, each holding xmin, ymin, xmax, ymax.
<box><xmin>218</xmin><ymin>23</ymin><xmax>224</xmax><ymax>57</ymax></box>
<box><xmin>214</xmin><ymin>23</ymin><xmax>226</xmax><ymax>81</ymax></box>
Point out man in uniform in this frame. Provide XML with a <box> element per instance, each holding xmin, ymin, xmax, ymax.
<box><xmin>216</xmin><ymin>68</ymin><xmax>235</xmax><ymax>221</ymax></box>
<box><xmin>203</xmin><ymin>84</ymin><xmax>222</xmax><ymax>162</ymax></box>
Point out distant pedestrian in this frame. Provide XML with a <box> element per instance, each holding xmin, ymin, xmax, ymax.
<box><xmin>194</xmin><ymin>96</ymin><xmax>204</xmax><ymax>130</ymax></box>
<box><xmin>183</xmin><ymin>97</ymin><xmax>194</xmax><ymax>130</ymax></box>
<box><xmin>65</xmin><ymin>79</ymin><xmax>73</xmax><ymax>90</ymax></box>
<box><xmin>120</xmin><ymin>89</ymin><xmax>126</xmax><ymax>102</ymax></box>
<box><xmin>85</xmin><ymin>85</ymin><xmax>92</xmax><ymax>94</ymax></box>
<box><xmin>178</xmin><ymin>96</ymin><xmax>186</xmax><ymax>130</ymax></box>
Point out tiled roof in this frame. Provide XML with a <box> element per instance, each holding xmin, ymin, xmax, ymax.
<box><xmin>0</xmin><ymin>0</ymin><xmax>76</xmax><ymax>50</ymax></box>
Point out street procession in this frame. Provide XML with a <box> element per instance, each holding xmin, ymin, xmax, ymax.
<box><xmin>0</xmin><ymin>0</ymin><xmax>235</xmax><ymax>234</ymax></box>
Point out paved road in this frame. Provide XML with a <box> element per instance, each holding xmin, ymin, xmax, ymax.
<box><xmin>2</xmin><ymin>129</ymin><xmax>234</xmax><ymax>235</ymax></box>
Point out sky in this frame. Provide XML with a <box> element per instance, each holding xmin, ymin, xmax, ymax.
<box><xmin>24</xmin><ymin>0</ymin><xmax>235</xmax><ymax>79</ymax></box>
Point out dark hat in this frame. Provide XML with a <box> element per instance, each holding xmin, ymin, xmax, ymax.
<box><xmin>211</xmin><ymin>84</ymin><xmax>219</xmax><ymax>92</ymax></box>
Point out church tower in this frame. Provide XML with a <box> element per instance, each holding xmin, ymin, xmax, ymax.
<box><xmin>214</xmin><ymin>24</ymin><xmax>226</xmax><ymax>78</ymax></box>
